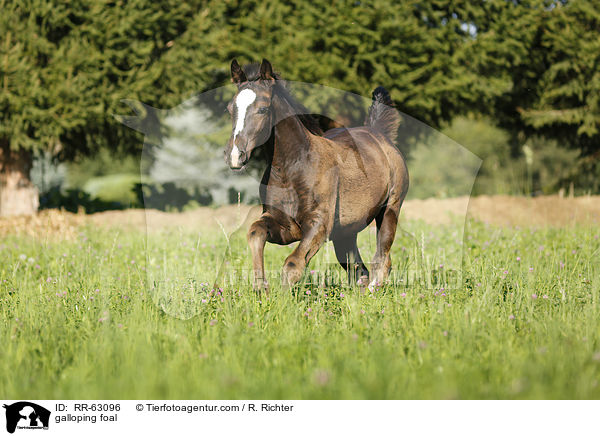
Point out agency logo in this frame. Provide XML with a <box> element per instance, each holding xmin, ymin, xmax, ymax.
<box><xmin>3</xmin><ymin>402</ymin><xmax>50</xmax><ymax>434</ymax></box>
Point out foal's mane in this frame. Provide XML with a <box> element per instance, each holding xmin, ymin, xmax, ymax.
<box><xmin>243</xmin><ymin>63</ymin><xmax>323</xmax><ymax>136</ymax></box>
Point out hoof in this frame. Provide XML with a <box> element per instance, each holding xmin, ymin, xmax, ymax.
<box><xmin>357</xmin><ymin>275</ymin><xmax>369</xmax><ymax>288</ymax></box>
<box><xmin>282</xmin><ymin>263</ymin><xmax>303</xmax><ymax>287</ymax></box>
<box><xmin>367</xmin><ymin>279</ymin><xmax>380</xmax><ymax>293</ymax></box>
<box><xmin>282</xmin><ymin>274</ymin><xmax>302</xmax><ymax>288</ymax></box>
<box><xmin>253</xmin><ymin>279</ymin><xmax>269</xmax><ymax>293</ymax></box>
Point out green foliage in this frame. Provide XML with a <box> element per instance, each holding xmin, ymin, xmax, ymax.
<box><xmin>409</xmin><ymin>117</ymin><xmax>582</xmax><ymax>198</ymax></box>
<box><xmin>440</xmin><ymin>117</ymin><xmax>580</xmax><ymax>196</ymax></box>
<box><xmin>462</xmin><ymin>0</ymin><xmax>600</xmax><ymax>153</ymax></box>
<box><xmin>517</xmin><ymin>1</ymin><xmax>600</xmax><ymax>150</ymax></box>
<box><xmin>405</xmin><ymin>120</ymin><xmax>483</xmax><ymax>199</ymax></box>
<box><xmin>134</xmin><ymin>182</ymin><xmax>213</xmax><ymax>211</ymax></box>
<box><xmin>167</xmin><ymin>0</ymin><xmax>493</xmax><ymax>127</ymax></box>
<box><xmin>168</xmin><ymin>0</ymin><xmax>599</xmax><ymax>152</ymax></box>
<box><xmin>443</xmin><ymin>117</ymin><xmax>514</xmax><ymax>195</ymax></box>
<box><xmin>65</xmin><ymin>148</ymin><xmax>140</xmax><ymax>188</ymax></box>
<box><xmin>522</xmin><ymin>136</ymin><xmax>581</xmax><ymax>195</ymax></box>
<box><xmin>83</xmin><ymin>173</ymin><xmax>142</xmax><ymax>206</ymax></box>
<box><xmin>560</xmin><ymin>152</ymin><xmax>600</xmax><ymax>195</ymax></box>
<box><xmin>39</xmin><ymin>186</ymin><xmax>125</xmax><ymax>213</ymax></box>
<box><xmin>1</xmin><ymin>0</ymin><xmax>598</xmax><ymax>195</ymax></box>
<box><xmin>0</xmin><ymin>0</ymin><xmax>204</xmax><ymax>157</ymax></box>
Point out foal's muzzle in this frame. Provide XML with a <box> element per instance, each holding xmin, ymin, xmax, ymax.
<box><xmin>228</xmin><ymin>144</ymin><xmax>249</xmax><ymax>169</ymax></box>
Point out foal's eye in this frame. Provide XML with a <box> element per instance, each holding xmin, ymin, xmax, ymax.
<box><xmin>257</xmin><ymin>107</ymin><xmax>270</xmax><ymax>114</ymax></box>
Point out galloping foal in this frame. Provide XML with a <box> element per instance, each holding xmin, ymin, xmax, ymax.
<box><xmin>224</xmin><ymin>59</ymin><xmax>409</xmax><ymax>291</ymax></box>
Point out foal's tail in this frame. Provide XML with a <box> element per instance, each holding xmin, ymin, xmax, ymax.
<box><xmin>365</xmin><ymin>86</ymin><xmax>400</xmax><ymax>144</ymax></box>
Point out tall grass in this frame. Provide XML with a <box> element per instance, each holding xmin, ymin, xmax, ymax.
<box><xmin>0</xmin><ymin>217</ymin><xmax>598</xmax><ymax>399</ymax></box>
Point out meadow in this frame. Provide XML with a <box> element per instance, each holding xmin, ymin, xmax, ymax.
<box><xmin>0</xmin><ymin>198</ymin><xmax>599</xmax><ymax>399</ymax></box>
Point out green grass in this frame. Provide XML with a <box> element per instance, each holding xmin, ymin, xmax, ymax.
<box><xmin>0</xmin><ymin>215</ymin><xmax>599</xmax><ymax>399</ymax></box>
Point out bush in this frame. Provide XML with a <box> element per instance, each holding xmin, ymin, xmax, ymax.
<box><xmin>133</xmin><ymin>182</ymin><xmax>213</xmax><ymax>212</ymax></box>
<box><xmin>407</xmin><ymin>117</ymin><xmax>581</xmax><ymax>198</ymax></box>
<box><xmin>39</xmin><ymin>187</ymin><xmax>125</xmax><ymax>214</ymax></box>
<box><xmin>82</xmin><ymin>174</ymin><xmax>143</xmax><ymax>206</ymax></box>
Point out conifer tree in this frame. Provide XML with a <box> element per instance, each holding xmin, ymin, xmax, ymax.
<box><xmin>0</xmin><ymin>0</ymin><xmax>203</xmax><ymax>215</ymax></box>
<box><xmin>2</xmin><ymin>0</ymin><xmax>598</xmax><ymax>216</ymax></box>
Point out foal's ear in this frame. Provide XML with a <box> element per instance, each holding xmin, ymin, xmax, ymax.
<box><xmin>231</xmin><ymin>59</ymin><xmax>247</xmax><ymax>85</ymax></box>
<box><xmin>259</xmin><ymin>58</ymin><xmax>275</xmax><ymax>81</ymax></box>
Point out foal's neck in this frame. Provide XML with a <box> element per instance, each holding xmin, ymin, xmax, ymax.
<box><xmin>271</xmin><ymin>91</ymin><xmax>311</xmax><ymax>169</ymax></box>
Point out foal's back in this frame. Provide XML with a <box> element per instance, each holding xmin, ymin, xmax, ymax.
<box><xmin>315</xmin><ymin>125</ymin><xmax>408</xmax><ymax>234</ymax></box>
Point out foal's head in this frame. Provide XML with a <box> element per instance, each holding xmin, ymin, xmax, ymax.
<box><xmin>225</xmin><ymin>59</ymin><xmax>276</xmax><ymax>170</ymax></box>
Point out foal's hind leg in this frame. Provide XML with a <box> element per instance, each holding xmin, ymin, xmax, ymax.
<box><xmin>332</xmin><ymin>234</ymin><xmax>369</xmax><ymax>286</ymax></box>
<box><xmin>369</xmin><ymin>201</ymin><xmax>402</xmax><ymax>291</ymax></box>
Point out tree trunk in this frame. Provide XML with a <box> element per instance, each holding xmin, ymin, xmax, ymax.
<box><xmin>0</xmin><ymin>141</ymin><xmax>39</xmax><ymax>217</ymax></box>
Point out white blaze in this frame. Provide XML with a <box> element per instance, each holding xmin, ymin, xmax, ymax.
<box><xmin>230</xmin><ymin>89</ymin><xmax>257</xmax><ymax>167</ymax></box>
<box><xmin>233</xmin><ymin>89</ymin><xmax>257</xmax><ymax>139</ymax></box>
<box><xmin>230</xmin><ymin>144</ymin><xmax>241</xmax><ymax>167</ymax></box>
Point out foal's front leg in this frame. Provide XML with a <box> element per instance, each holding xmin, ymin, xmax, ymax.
<box><xmin>282</xmin><ymin>212</ymin><xmax>330</xmax><ymax>287</ymax></box>
<box><xmin>247</xmin><ymin>217</ymin><xmax>270</xmax><ymax>291</ymax></box>
<box><xmin>248</xmin><ymin>213</ymin><xmax>301</xmax><ymax>292</ymax></box>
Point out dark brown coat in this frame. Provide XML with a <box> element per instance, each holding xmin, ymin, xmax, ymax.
<box><xmin>225</xmin><ymin>59</ymin><xmax>408</xmax><ymax>291</ymax></box>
